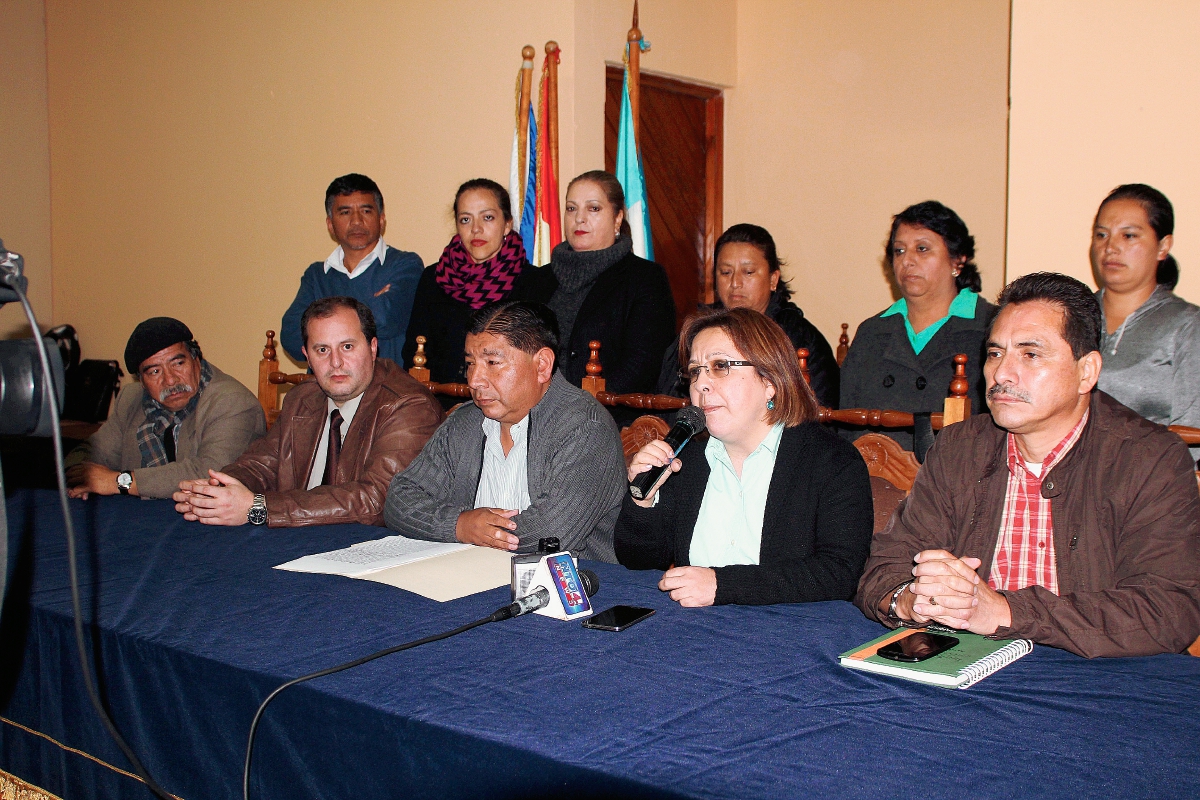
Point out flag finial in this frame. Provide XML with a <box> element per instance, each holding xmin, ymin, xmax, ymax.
<box><xmin>522</xmin><ymin>45</ymin><xmax>535</xmax><ymax>60</ymax></box>
<box><xmin>633</xmin><ymin>0</ymin><xmax>639</xmax><ymax>30</ymax></box>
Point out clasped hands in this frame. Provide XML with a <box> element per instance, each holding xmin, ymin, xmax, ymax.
<box><xmin>173</xmin><ymin>470</ymin><xmax>255</xmax><ymax>525</ymax></box>
<box><xmin>894</xmin><ymin>549</ymin><xmax>1011</xmax><ymax>635</ymax></box>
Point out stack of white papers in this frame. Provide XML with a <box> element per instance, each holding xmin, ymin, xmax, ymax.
<box><xmin>275</xmin><ymin>536</ymin><xmax>513</xmax><ymax>602</ymax></box>
<box><xmin>275</xmin><ymin>536</ymin><xmax>469</xmax><ymax>577</ymax></box>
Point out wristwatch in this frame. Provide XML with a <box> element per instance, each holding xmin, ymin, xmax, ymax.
<box><xmin>116</xmin><ymin>472</ymin><xmax>133</xmax><ymax>495</ymax></box>
<box><xmin>247</xmin><ymin>494</ymin><xmax>268</xmax><ymax>526</ymax></box>
<box><xmin>885</xmin><ymin>579</ymin><xmax>919</xmax><ymax>627</ymax></box>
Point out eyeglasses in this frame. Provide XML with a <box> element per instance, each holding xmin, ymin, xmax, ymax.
<box><xmin>680</xmin><ymin>359</ymin><xmax>756</xmax><ymax>384</ymax></box>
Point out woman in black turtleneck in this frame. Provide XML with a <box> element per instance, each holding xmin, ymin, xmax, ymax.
<box><xmin>547</xmin><ymin>170</ymin><xmax>676</xmax><ymax>395</ymax></box>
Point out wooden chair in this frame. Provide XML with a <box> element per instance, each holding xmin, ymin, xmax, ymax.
<box><xmin>258</xmin><ymin>331</ymin><xmax>312</xmax><ymax>428</ymax></box>
<box><xmin>580</xmin><ymin>340</ymin><xmax>973</xmax><ymax>430</ymax></box>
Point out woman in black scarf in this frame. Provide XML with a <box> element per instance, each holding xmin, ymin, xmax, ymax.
<box><xmin>547</xmin><ymin>170</ymin><xmax>676</xmax><ymax>395</ymax></box>
<box><xmin>402</xmin><ymin>178</ymin><xmax>555</xmax><ymax>390</ymax></box>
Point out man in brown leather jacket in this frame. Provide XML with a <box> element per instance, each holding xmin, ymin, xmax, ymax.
<box><xmin>173</xmin><ymin>297</ymin><xmax>442</xmax><ymax>527</ymax></box>
<box><xmin>856</xmin><ymin>273</ymin><xmax>1200</xmax><ymax>658</ymax></box>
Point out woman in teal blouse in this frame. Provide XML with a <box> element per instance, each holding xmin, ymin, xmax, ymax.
<box><xmin>614</xmin><ymin>308</ymin><xmax>874</xmax><ymax>607</ymax></box>
<box><xmin>839</xmin><ymin>201</ymin><xmax>996</xmax><ymax>451</ymax></box>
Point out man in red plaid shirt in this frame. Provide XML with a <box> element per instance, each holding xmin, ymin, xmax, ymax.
<box><xmin>856</xmin><ymin>273</ymin><xmax>1200</xmax><ymax>657</ymax></box>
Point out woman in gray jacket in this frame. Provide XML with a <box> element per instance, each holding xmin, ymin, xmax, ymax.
<box><xmin>1091</xmin><ymin>183</ymin><xmax>1200</xmax><ymax>464</ymax></box>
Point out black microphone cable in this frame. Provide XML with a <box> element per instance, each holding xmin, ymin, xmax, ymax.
<box><xmin>242</xmin><ymin>587</ymin><xmax>551</xmax><ymax>800</ymax></box>
<box><xmin>1</xmin><ymin>267</ymin><xmax>177</xmax><ymax>800</ymax></box>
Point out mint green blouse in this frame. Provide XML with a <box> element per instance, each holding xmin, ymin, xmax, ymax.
<box><xmin>880</xmin><ymin>288</ymin><xmax>979</xmax><ymax>355</ymax></box>
<box><xmin>688</xmin><ymin>423</ymin><xmax>785</xmax><ymax>568</ymax></box>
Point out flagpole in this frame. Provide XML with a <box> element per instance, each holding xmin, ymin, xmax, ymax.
<box><xmin>546</xmin><ymin>41</ymin><xmax>560</xmax><ymax>192</ymax></box>
<box><xmin>627</xmin><ymin>0</ymin><xmax>641</xmax><ymax>146</ymax></box>
<box><xmin>517</xmin><ymin>45</ymin><xmax>535</xmax><ymax>213</ymax></box>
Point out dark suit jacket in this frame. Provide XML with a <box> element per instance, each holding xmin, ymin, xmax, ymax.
<box><xmin>554</xmin><ymin>251</ymin><xmax>677</xmax><ymax>395</ymax></box>
<box><xmin>614</xmin><ymin>422</ymin><xmax>874</xmax><ymax>605</ymax></box>
<box><xmin>839</xmin><ymin>295</ymin><xmax>996</xmax><ymax>449</ymax></box>
<box><xmin>223</xmin><ymin>359</ymin><xmax>443</xmax><ymax>527</ymax></box>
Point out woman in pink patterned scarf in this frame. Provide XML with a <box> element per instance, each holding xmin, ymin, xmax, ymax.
<box><xmin>402</xmin><ymin>179</ymin><xmax>556</xmax><ymax>392</ymax></box>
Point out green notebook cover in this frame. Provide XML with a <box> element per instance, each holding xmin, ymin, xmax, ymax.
<box><xmin>839</xmin><ymin>626</ymin><xmax>1033</xmax><ymax>689</ymax></box>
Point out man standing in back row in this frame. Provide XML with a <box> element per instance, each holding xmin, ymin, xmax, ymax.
<box><xmin>856</xmin><ymin>272</ymin><xmax>1200</xmax><ymax>658</ymax></box>
<box><xmin>281</xmin><ymin>173</ymin><xmax>423</xmax><ymax>365</ymax></box>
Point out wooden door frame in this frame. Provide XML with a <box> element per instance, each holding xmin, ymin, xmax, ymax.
<box><xmin>604</xmin><ymin>67</ymin><xmax>723</xmax><ymax>306</ymax></box>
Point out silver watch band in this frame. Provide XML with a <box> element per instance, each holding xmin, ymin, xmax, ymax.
<box><xmin>886</xmin><ymin>579</ymin><xmax>920</xmax><ymax>627</ymax></box>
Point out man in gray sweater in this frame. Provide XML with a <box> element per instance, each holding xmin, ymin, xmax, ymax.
<box><xmin>385</xmin><ymin>301</ymin><xmax>624</xmax><ymax>562</ymax></box>
<box><xmin>67</xmin><ymin>317</ymin><xmax>265</xmax><ymax>500</ymax></box>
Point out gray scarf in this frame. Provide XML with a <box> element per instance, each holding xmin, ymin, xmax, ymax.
<box><xmin>548</xmin><ymin>235</ymin><xmax>633</xmax><ymax>343</ymax></box>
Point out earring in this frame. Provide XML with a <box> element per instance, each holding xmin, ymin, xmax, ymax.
<box><xmin>766</xmin><ymin>399</ymin><xmax>775</xmax><ymax>411</ymax></box>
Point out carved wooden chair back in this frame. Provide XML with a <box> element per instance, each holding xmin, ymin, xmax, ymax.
<box><xmin>257</xmin><ymin>331</ymin><xmax>312</xmax><ymax>428</ymax></box>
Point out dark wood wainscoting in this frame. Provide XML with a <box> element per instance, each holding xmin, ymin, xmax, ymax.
<box><xmin>605</xmin><ymin>67</ymin><xmax>723</xmax><ymax>332</ymax></box>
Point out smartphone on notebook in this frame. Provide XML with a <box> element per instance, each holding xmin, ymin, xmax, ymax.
<box><xmin>581</xmin><ymin>605</ymin><xmax>655</xmax><ymax>632</ymax></box>
<box><xmin>877</xmin><ymin>632</ymin><xmax>959</xmax><ymax>662</ymax></box>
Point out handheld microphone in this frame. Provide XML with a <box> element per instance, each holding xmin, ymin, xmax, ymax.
<box><xmin>629</xmin><ymin>405</ymin><xmax>706</xmax><ymax>499</ymax></box>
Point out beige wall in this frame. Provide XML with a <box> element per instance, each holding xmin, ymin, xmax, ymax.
<box><xmin>571</xmin><ymin>0</ymin><xmax>737</xmax><ymax>174</ymax></box>
<box><xmin>0</xmin><ymin>0</ymin><xmax>53</xmax><ymax>338</ymax></box>
<box><xmin>42</xmin><ymin>0</ymin><xmax>737</xmax><ymax>389</ymax></box>
<box><xmin>1008</xmin><ymin>0</ymin><xmax>1200</xmax><ymax>306</ymax></box>
<box><xmin>45</xmin><ymin>1</ymin><xmax>574</xmax><ymax>385</ymax></box>
<box><xmin>726</xmin><ymin>0</ymin><xmax>1012</xmax><ymax>350</ymax></box>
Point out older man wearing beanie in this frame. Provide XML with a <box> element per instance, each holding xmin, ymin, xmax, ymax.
<box><xmin>67</xmin><ymin>317</ymin><xmax>266</xmax><ymax>500</ymax></box>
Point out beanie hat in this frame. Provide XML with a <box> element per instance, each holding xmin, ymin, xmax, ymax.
<box><xmin>125</xmin><ymin>317</ymin><xmax>194</xmax><ymax>374</ymax></box>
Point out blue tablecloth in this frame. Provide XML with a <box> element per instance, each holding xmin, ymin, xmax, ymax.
<box><xmin>2</xmin><ymin>489</ymin><xmax>1198</xmax><ymax>799</ymax></box>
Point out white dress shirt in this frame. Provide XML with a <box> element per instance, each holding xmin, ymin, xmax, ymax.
<box><xmin>323</xmin><ymin>238</ymin><xmax>387</xmax><ymax>280</ymax></box>
<box><xmin>306</xmin><ymin>392</ymin><xmax>365</xmax><ymax>490</ymax></box>
<box><xmin>474</xmin><ymin>415</ymin><xmax>531</xmax><ymax>512</ymax></box>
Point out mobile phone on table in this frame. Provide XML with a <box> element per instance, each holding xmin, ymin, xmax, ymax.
<box><xmin>877</xmin><ymin>631</ymin><xmax>959</xmax><ymax>662</ymax></box>
<box><xmin>581</xmin><ymin>605</ymin><xmax>655</xmax><ymax>632</ymax></box>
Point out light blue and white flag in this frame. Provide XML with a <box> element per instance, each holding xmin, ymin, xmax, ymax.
<box><xmin>615</xmin><ymin>65</ymin><xmax>653</xmax><ymax>260</ymax></box>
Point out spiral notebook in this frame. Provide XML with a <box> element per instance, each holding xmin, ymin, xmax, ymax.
<box><xmin>839</xmin><ymin>626</ymin><xmax>1033</xmax><ymax>689</ymax></box>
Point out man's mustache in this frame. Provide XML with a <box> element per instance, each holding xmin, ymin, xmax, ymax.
<box><xmin>987</xmin><ymin>383</ymin><xmax>1032</xmax><ymax>403</ymax></box>
<box><xmin>158</xmin><ymin>383</ymin><xmax>194</xmax><ymax>403</ymax></box>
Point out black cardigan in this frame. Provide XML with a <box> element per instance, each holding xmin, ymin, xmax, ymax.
<box><xmin>614</xmin><ymin>422</ymin><xmax>874</xmax><ymax>605</ymax></box>
<box><xmin>552</xmin><ymin>251</ymin><xmax>676</xmax><ymax>395</ymax></box>
<box><xmin>401</xmin><ymin>260</ymin><xmax>557</xmax><ymax>384</ymax></box>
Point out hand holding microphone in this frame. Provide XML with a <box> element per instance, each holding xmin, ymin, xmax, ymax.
<box><xmin>627</xmin><ymin>440</ymin><xmax>682</xmax><ymax>507</ymax></box>
<box><xmin>628</xmin><ymin>406</ymin><xmax>706</xmax><ymax>505</ymax></box>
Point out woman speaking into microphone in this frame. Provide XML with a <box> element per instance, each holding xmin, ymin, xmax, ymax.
<box><xmin>615</xmin><ymin>307</ymin><xmax>873</xmax><ymax>607</ymax></box>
